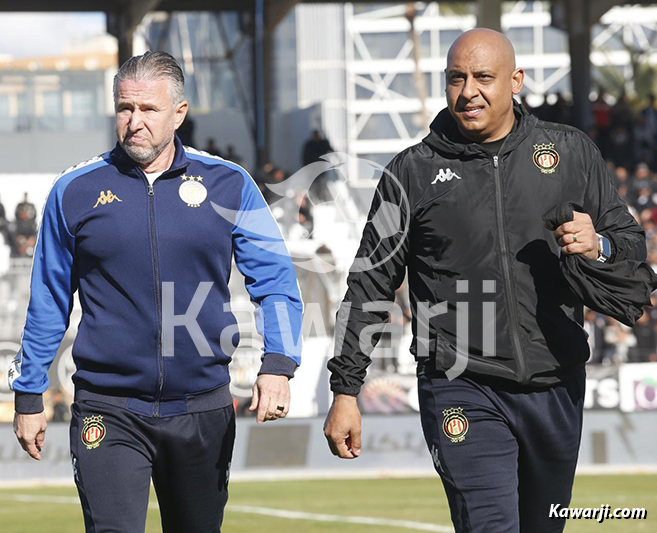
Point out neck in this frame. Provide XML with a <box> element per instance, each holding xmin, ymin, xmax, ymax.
<box><xmin>140</xmin><ymin>139</ymin><xmax>176</xmax><ymax>173</ymax></box>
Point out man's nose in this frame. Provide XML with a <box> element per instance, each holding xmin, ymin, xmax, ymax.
<box><xmin>129</xmin><ymin>110</ymin><xmax>144</xmax><ymax>130</ymax></box>
<box><xmin>461</xmin><ymin>76</ymin><xmax>479</xmax><ymax>99</ymax></box>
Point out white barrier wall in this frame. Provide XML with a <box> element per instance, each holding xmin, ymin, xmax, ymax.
<box><xmin>2</xmin><ymin>410</ymin><xmax>656</xmax><ymax>485</ymax></box>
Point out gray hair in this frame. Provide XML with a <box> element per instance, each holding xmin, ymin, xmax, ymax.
<box><xmin>113</xmin><ymin>51</ymin><xmax>185</xmax><ymax>105</ymax></box>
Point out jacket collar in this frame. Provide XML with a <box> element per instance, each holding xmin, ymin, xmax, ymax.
<box><xmin>422</xmin><ymin>99</ymin><xmax>537</xmax><ymax>158</ymax></box>
<box><xmin>110</xmin><ymin>135</ymin><xmax>190</xmax><ymax>177</ymax></box>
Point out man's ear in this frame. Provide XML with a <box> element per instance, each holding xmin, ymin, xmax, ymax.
<box><xmin>511</xmin><ymin>68</ymin><xmax>524</xmax><ymax>95</ymax></box>
<box><xmin>174</xmin><ymin>100</ymin><xmax>189</xmax><ymax>130</ymax></box>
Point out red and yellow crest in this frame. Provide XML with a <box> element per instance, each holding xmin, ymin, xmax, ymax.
<box><xmin>533</xmin><ymin>143</ymin><xmax>560</xmax><ymax>174</ymax></box>
<box><xmin>81</xmin><ymin>415</ymin><xmax>106</xmax><ymax>450</ymax></box>
<box><xmin>442</xmin><ymin>407</ymin><xmax>469</xmax><ymax>443</ymax></box>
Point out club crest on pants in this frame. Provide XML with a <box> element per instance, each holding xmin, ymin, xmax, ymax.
<box><xmin>81</xmin><ymin>415</ymin><xmax>106</xmax><ymax>450</ymax></box>
<box><xmin>442</xmin><ymin>407</ymin><xmax>468</xmax><ymax>443</ymax></box>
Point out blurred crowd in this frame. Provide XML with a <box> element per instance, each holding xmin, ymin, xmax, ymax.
<box><xmin>252</xmin><ymin>129</ymin><xmax>336</xmax><ymax>243</ymax></box>
<box><xmin>0</xmin><ymin>192</ymin><xmax>37</xmax><ymax>260</ymax></box>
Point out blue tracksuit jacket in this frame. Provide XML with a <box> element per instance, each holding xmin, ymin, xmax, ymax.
<box><xmin>10</xmin><ymin>137</ymin><xmax>303</xmax><ymax>413</ymax></box>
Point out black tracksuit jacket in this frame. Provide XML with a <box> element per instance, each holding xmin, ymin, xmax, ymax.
<box><xmin>329</xmin><ymin>102</ymin><xmax>646</xmax><ymax>394</ymax></box>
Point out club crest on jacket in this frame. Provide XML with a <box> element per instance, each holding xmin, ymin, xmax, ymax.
<box><xmin>179</xmin><ymin>174</ymin><xmax>208</xmax><ymax>207</ymax></box>
<box><xmin>533</xmin><ymin>143</ymin><xmax>560</xmax><ymax>174</ymax></box>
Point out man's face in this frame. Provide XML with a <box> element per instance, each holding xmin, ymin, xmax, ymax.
<box><xmin>445</xmin><ymin>41</ymin><xmax>523</xmax><ymax>142</ymax></box>
<box><xmin>115</xmin><ymin>78</ymin><xmax>187</xmax><ymax>165</ymax></box>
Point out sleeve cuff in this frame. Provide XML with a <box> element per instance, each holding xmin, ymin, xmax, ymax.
<box><xmin>15</xmin><ymin>392</ymin><xmax>44</xmax><ymax>414</ymax></box>
<box><xmin>330</xmin><ymin>385</ymin><xmax>361</xmax><ymax>397</ymax></box>
<box><xmin>258</xmin><ymin>353</ymin><xmax>298</xmax><ymax>378</ymax></box>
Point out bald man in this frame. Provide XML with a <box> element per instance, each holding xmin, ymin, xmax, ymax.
<box><xmin>324</xmin><ymin>29</ymin><xmax>645</xmax><ymax>532</ymax></box>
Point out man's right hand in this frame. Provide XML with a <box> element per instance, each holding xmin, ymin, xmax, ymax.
<box><xmin>323</xmin><ymin>394</ymin><xmax>362</xmax><ymax>459</ymax></box>
<box><xmin>13</xmin><ymin>412</ymin><xmax>47</xmax><ymax>461</ymax></box>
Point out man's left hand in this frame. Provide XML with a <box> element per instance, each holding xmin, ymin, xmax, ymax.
<box><xmin>249</xmin><ymin>374</ymin><xmax>290</xmax><ymax>424</ymax></box>
<box><xmin>553</xmin><ymin>211</ymin><xmax>598</xmax><ymax>260</ymax></box>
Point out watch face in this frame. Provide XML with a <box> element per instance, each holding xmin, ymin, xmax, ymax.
<box><xmin>598</xmin><ymin>234</ymin><xmax>611</xmax><ymax>261</ymax></box>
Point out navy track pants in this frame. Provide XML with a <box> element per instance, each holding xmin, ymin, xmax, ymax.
<box><xmin>418</xmin><ymin>373</ymin><xmax>585</xmax><ymax>533</ymax></box>
<box><xmin>70</xmin><ymin>399</ymin><xmax>235</xmax><ymax>533</ymax></box>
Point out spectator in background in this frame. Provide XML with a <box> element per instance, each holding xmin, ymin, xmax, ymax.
<box><xmin>203</xmin><ymin>138</ymin><xmax>222</xmax><ymax>157</ymax></box>
<box><xmin>0</xmin><ymin>194</ymin><xmax>7</xmax><ymax>243</ymax></box>
<box><xmin>606</xmin><ymin>123</ymin><xmax>633</xmax><ymax>170</ymax></box>
<box><xmin>642</xmin><ymin>93</ymin><xmax>657</xmax><ymax>143</ymax></box>
<box><xmin>0</xmin><ymin>194</ymin><xmax>6</xmax><ymax>225</ymax></box>
<box><xmin>592</xmin><ymin>89</ymin><xmax>612</xmax><ymax>153</ymax></box>
<box><xmin>603</xmin><ymin>320</ymin><xmax>637</xmax><ymax>364</ymax></box>
<box><xmin>592</xmin><ymin>89</ymin><xmax>612</xmax><ymax>131</ymax></box>
<box><xmin>583</xmin><ymin>309</ymin><xmax>608</xmax><ymax>364</ymax></box>
<box><xmin>302</xmin><ymin>130</ymin><xmax>335</xmax><ymax>202</ymax></box>
<box><xmin>639</xmin><ymin>208</ymin><xmax>656</xmax><ymax>241</ymax></box>
<box><xmin>11</xmin><ymin>193</ymin><xmax>38</xmax><ymax>258</ymax></box>
<box><xmin>262</xmin><ymin>167</ymin><xmax>287</xmax><ymax>205</ymax></box>
<box><xmin>631</xmin><ymin>310</ymin><xmax>657</xmax><ymax>362</ymax></box>
<box><xmin>633</xmin><ymin>114</ymin><xmax>654</xmax><ymax>167</ymax></box>
<box><xmin>611</xmin><ymin>90</ymin><xmax>632</xmax><ymax>129</ymax></box>
<box><xmin>286</xmin><ymin>191</ymin><xmax>314</xmax><ymax>243</ymax></box>
<box><xmin>302</xmin><ymin>129</ymin><xmax>334</xmax><ymax>167</ymax></box>
<box><xmin>551</xmin><ymin>92</ymin><xmax>573</xmax><ymax>125</ymax></box>
<box><xmin>613</xmin><ymin>165</ymin><xmax>628</xmax><ymax>189</ymax></box>
<box><xmin>617</xmin><ymin>183</ymin><xmax>630</xmax><ymax>205</ymax></box>
<box><xmin>49</xmin><ymin>388</ymin><xmax>71</xmax><ymax>423</ymax></box>
<box><xmin>0</xmin><ymin>227</ymin><xmax>10</xmax><ymax>277</ymax></box>
<box><xmin>630</xmin><ymin>162</ymin><xmax>652</xmax><ymax>204</ymax></box>
<box><xmin>224</xmin><ymin>145</ymin><xmax>243</xmax><ymax>166</ymax></box>
<box><xmin>15</xmin><ymin>193</ymin><xmax>36</xmax><ymax>224</ymax></box>
<box><xmin>254</xmin><ymin>161</ymin><xmax>275</xmax><ymax>198</ymax></box>
<box><xmin>297</xmin><ymin>193</ymin><xmax>313</xmax><ymax>234</ymax></box>
<box><xmin>635</xmin><ymin>187</ymin><xmax>653</xmax><ymax>211</ymax></box>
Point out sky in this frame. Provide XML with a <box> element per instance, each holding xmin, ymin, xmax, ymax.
<box><xmin>0</xmin><ymin>13</ymin><xmax>107</xmax><ymax>58</ymax></box>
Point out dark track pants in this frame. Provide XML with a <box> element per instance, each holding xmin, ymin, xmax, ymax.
<box><xmin>70</xmin><ymin>399</ymin><xmax>235</xmax><ymax>533</ymax></box>
<box><xmin>418</xmin><ymin>374</ymin><xmax>585</xmax><ymax>533</ymax></box>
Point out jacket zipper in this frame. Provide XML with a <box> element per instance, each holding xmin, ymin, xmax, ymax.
<box><xmin>147</xmin><ymin>181</ymin><xmax>164</xmax><ymax>417</ymax></box>
<box><xmin>492</xmin><ymin>155</ymin><xmax>528</xmax><ymax>384</ymax></box>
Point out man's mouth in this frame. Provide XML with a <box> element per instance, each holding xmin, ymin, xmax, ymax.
<box><xmin>462</xmin><ymin>106</ymin><xmax>484</xmax><ymax>119</ymax></box>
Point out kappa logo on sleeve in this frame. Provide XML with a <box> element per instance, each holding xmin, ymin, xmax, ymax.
<box><xmin>81</xmin><ymin>415</ymin><xmax>107</xmax><ymax>450</ymax></box>
<box><xmin>93</xmin><ymin>190</ymin><xmax>123</xmax><ymax>208</ymax></box>
<box><xmin>442</xmin><ymin>407</ymin><xmax>469</xmax><ymax>443</ymax></box>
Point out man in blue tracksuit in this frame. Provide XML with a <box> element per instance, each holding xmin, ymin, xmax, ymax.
<box><xmin>9</xmin><ymin>51</ymin><xmax>303</xmax><ymax>532</ymax></box>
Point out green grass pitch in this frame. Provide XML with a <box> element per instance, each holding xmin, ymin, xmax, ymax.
<box><xmin>0</xmin><ymin>475</ymin><xmax>654</xmax><ymax>532</ymax></box>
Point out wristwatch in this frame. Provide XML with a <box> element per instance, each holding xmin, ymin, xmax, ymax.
<box><xmin>596</xmin><ymin>233</ymin><xmax>611</xmax><ymax>263</ymax></box>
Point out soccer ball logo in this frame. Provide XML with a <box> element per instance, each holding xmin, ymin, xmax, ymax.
<box><xmin>212</xmin><ymin>153</ymin><xmax>409</xmax><ymax>273</ymax></box>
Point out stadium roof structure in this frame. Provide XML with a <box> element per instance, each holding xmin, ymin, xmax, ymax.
<box><xmin>2</xmin><ymin>0</ymin><xmax>654</xmax><ymax>165</ymax></box>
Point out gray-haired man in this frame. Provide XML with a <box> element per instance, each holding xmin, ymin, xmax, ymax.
<box><xmin>11</xmin><ymin>51</ymin><xmax>303</xmax><ymax>532</ymax></box>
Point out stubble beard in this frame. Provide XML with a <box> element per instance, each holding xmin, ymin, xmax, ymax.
<box><xmin>118</xmin><ymin>127</ymin><xmax>175</xmax><ymax>166</ymax></box>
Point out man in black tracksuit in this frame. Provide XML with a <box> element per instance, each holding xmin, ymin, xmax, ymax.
<box><xmin>324</xmin><ymin>29</ymin><xmax>645</xmax><ymax>532</ymax></box>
